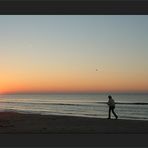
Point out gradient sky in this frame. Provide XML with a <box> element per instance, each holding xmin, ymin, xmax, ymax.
<box><xmin>0</xmin><ymin>15</ymin><xmax>148</xmax><ymax>94</ymax></box>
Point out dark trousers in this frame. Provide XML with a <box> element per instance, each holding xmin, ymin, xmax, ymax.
<box><xmin>108</xmin><ymin>106</ymin><xmax>118</xmax><ymax>119</ymax></box>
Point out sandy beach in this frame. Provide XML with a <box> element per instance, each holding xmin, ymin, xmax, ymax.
<box><xmin>0</xmin><ymin>111</ymin><xmax>148</xmax><ymax>133</ymax></box>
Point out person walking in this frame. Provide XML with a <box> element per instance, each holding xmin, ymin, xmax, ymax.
<box><xmin>107</xmin><ymin>95</ymin><xmax>118</xmax><ymax>119</ymax></box>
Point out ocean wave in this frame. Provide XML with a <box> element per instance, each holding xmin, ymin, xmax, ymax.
<box><xmin>1</xmin><ymin>101</ymin><xmax>148</xmax><ymax>107</ymax></box>
<box><xmin>96</xmin><ymin>102</ymin><xmax>148</xmax><ymax>105</ymax></box>
<box><xmin>1</xmin><ymin>101</ymin><xmax>93</xmax><ymax>107</ymax></box>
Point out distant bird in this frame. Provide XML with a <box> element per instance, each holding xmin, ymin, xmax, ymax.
<box><xmin>96</xmin><ymin>69</ymin><xmax>98</xmax><ymax>71</ymax></box>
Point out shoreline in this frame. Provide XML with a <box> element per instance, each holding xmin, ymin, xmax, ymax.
<box><xmin>2</xmin><ymin>110</ymin><xmax>148</xmax><ymax>121</ymax></box>
<box><xmin>0</xmin><ymin>111</ymin><xmax>148</xmax><ymax>133</ymax></box>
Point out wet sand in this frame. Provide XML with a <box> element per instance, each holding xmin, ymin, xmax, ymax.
<box><xmin>0</xmin><ymin>111</ymin><xmax>148</xmax><ymax>133</ymax></box>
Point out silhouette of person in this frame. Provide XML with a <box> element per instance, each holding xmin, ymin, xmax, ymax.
<box><xmin>107</xmin><ymin>95</ymin><xmax>118</xmax><ymax>119</ymax></box>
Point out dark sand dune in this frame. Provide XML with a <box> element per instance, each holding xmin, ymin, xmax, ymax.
<box><xmin>0</xmin><ymin>112</ymin><xmax>148</xmax><ymax>133</ymax></box>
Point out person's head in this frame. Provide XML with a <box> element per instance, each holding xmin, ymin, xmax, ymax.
<box><xmin>108</xmin><ymin>95</ymin><xmax>112</xmax><ymax>99</ymax></box>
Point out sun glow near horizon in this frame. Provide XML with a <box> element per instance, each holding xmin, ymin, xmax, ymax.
<box><xmin>0</xmin><ymin>15</ymin><xmax>148</xmax><ymax>94</ymax></box>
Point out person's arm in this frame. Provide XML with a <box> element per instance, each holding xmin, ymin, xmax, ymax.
<box><xmin>107</xmin><ymin>100</ymin><xmax>110</xmax><ymax>106</ymax></box>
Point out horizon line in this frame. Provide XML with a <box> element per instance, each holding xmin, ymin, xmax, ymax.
<box><xmin>1</xmin><ymin>91</ymin><xmax>148</xmax><ymax>95</ymax></box>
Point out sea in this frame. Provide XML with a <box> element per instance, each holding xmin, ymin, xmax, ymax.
<box><xmin>0</xmin><ymin>93</ymin><xmax>148</xmax><ymax>120</ymax></box>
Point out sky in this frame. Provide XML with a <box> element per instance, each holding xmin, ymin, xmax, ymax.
<box><xmin>0</xmin><ymin>15</ymin><xmax>148</xmax><ymax>94</ymax></box>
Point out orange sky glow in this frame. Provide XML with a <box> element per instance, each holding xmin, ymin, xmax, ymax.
<box><xmin>0</xmin><ymin>16</ymin><xmax>148</xmax><ymax>94</ymax></box>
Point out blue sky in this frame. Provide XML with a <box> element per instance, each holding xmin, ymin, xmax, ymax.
<box><xmin>0</xmin><ymin>15</ymin><xmax>148</xmax><ymax>94</ymax></box>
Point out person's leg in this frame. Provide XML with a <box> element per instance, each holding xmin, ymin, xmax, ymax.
<box><xmin>108</xmin><ymin>107</ymin><xmax>111</xmax><ymax>119</ymax></box>
<box><xmin>112</xmin><ymin>107</ymin><xmax>118</xmax><ymax>119</ymax></box>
